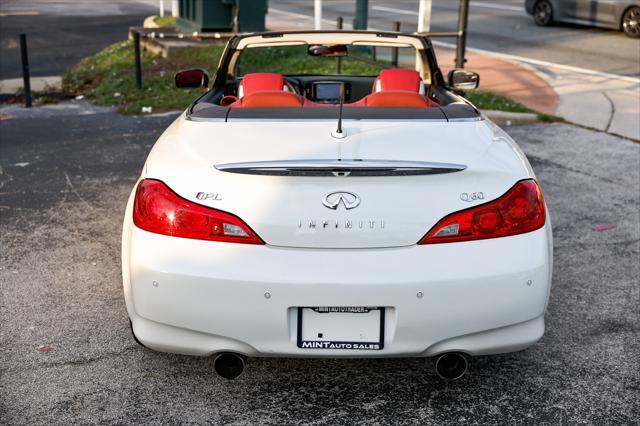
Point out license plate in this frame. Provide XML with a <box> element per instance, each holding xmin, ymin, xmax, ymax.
<box><xmin>297</xmin><ymin>307</ymin><xmax>385</xmax><ymax>350</ymax></box>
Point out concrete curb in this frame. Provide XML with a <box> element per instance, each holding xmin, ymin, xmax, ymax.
<box><xmin>0</xmin><ymin>76</ymin><xmax>62</xmax><ymax>95</ymax></box>
<box><xmin>143</xmin><ymin>16</ymin><xmax>160</xmax><ymax>29</ymax></box>
<box><xmin>481</xmin><ymin>110</ymin><xmax>539</xmax><ymax>127</ymax></box>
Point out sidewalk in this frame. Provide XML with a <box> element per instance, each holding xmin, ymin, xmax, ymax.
<box><xmin>434</xmin><ymin>47</ymin><xmax>558</xmax><ymax>115</ymax></box>
<box><xmin>266</xmin><ymin>9</ymin><xmax>639</xmax><ymax>141</ymax></box>
<box><xmin>527</xmin><ymin>62</ymin><xmax>639</xmax><ymax>140</ymax></box>
<box><xmin>445</xmin><ymin>44</ymin><xmax>640</xmax><ymax>141</ymax></box>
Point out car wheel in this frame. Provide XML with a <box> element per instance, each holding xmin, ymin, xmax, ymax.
<box><xmin>622</xmin><ymin>7</ymin><xmax>640</xmax><ymax>38</ymax></box>
<box><xmin>533</xmin><ymin>0</ymin><xmax>553</xmax><ymax>26</ymax></box>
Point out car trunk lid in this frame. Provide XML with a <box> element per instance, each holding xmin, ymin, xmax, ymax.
<box><xmin>150</xmin><ymin>119</ymin><xmax>530</xmax><ymax>248</ymax></box>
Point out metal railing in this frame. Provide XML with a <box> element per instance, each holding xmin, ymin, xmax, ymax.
<box><xmin>419</xmin><ymin>0</ymin><xmax>470</xmax><ymax>69</ymax></box>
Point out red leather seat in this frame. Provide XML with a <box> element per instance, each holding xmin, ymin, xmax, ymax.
<box><xmin>372</xmin><ymin>69</ymin><xmax>426</xmax><ymax>95</ymax></box>
<box><xmin>229</xmin><ymin>91</ymin><xmax>307</xmax><ymax>108</ymax></box>
<box><xmin>350</xmin><ymin>68</ymin><xmax>436</xmax><ymax>108</ymax></box>
<box><xmin>350</xmin><ymin>91</ymin><xmax>433</xmax><ymax>108</ymax></box>
<box><xmin>237</xmin><ymin>73</ymin><xmax>289</xmax><ymax>97</ymax></box>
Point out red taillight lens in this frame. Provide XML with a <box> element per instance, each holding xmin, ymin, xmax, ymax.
<box><xmin>418</xmin><ymin>179</ymin><xmax>545</xmax><ymax>245</ymax></box>
<box><xmin>133</xmin><ymin>179</ymin><xmax>264</xmax><ymax>244</ymax></box>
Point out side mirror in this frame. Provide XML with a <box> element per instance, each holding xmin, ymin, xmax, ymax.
<box><xmin>447</xmin><ymin>69</ymin><xmax>480</xmax><ymax>91</ymax></box>
<box><xmin>175</xmin><ymin>68</ymin><xmax>210</xmax><ymax>88</ymax></box>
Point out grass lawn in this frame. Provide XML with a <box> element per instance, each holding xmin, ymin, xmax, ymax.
<box><xmin>63</xmin><ymin>40</ymin><xmax>558</xmax><ymax>120</ymax></box>
<box><xmin>153</xmin><ymin>16</ymin><xmax>176</xmax><ymax>27</ymax></box>
<box><xmin>63</xmin><ymin>41</ymin><xmax>222</xmax><ymax>114</ymax></box>
<box><xmin>464</xmin><ymin>90</ymin><xmax>559</xmax><ymax>122</ymax></box>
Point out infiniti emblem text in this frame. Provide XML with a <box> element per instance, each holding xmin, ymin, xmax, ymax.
<box><xmin>322</xmin><ymin>191</ymin><xmax>361</xmax><ymax>210</ymax></box>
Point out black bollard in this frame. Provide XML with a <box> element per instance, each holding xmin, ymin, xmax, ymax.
<box><xmin>19</xmin><ymin>33</ymin><xmax>32</xmax><ymax>108</ymax></box>
<box><xmin>134</xmin><ymin>32</ymin><xmax>142</xmax><ymax>89</ymax></box>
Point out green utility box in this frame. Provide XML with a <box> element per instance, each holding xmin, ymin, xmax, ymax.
<box><xmin>353</xmin><ymin>0</ymin><xmax>369</xmax><ymax>30</ymax></box>
<box><xmin>177</xmin><ymin>0</ymin><xmax>268</xmax><ymax>33</ymax></box>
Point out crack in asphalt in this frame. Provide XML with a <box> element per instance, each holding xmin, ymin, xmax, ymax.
<box><xmin>2</xmin><ymin>346</ymin><xmax>141</xmax><ymax>373</ymax></box>
<box><xmin>602</xmin><ymin>91</ymin><xmax>616</xmax><ymax>134</ymax></box>
<box><xmin>526</xmin><ymin>154</ymin><xmax>620</xmax><ymax>184</ymax></box>
<box><xmin>0</xmin><ymin>165</ymin><xmax>14</xmax><ymax>189</ymax></box>
<box><xmin>63</xmin><ymin>170</ymin><xmax>96</xmax><ymax>211</ymax></box>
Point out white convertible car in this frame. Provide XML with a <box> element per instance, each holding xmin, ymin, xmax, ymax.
<box><xmin>122</xmin><ymin>31</ymin><xmax>553</xmax><ymax>380</ymax></box>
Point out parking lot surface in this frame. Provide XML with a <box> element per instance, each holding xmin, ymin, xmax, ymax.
<box><xmin>1</xmin><ymin>104</ymin><xmax>638</xmax><ymax>424</ymax></box>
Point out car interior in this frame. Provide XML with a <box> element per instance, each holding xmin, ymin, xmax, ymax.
<box><xmin>219</xmin><ymin>69</ymin><xmax>440</xmax><ymax>109</ymax></box>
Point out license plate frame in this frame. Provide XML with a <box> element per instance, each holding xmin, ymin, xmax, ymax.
<box><xmin>296</xmin><ymin>306</ymin><xmax>385</xmax><ymax>350</ymax></box>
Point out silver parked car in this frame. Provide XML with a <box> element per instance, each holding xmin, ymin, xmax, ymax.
<box><xmin>525</xmin><ymin>0</ymin><xmax>640</xmax><ymax>37</ymax></box>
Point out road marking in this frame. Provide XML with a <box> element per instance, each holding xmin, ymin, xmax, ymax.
<box><xmin>269</xmin><ymin>7</ymin><xmax>342</xmax><ymax>26</ymax></box>
<box><xmin>0</xmin><ymin>10</ymin><xmax>40</xmax><ymax>17</ymax></box>
<box><xmin>431</xmin><ymin>40</ymin><xmax>640</xmax><ymax>83</ymax></box>
<box><xmin>472</xmin><ymin>2</ymin><xmax>522</xmax><ymax>12</ymax></box>
<box><xmin>372</xmin><ymin>2</ymin><xmax>522</xmax><ymax>16</ymax></box>
<box><xmin>371</xmin><ymin>6</ymin><xmax>416</xmax><ymax>16</ymax></box>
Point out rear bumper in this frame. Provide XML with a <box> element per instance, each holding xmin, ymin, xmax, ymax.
<box><xmin>122</xmin><ymin>218</ymin><xmax>553</xmax><ymax>358</ymax></box>
<box><xmin>130</xmin><ymin>312</ymin><xmax>545</xmax><ymax>358</ymax></box>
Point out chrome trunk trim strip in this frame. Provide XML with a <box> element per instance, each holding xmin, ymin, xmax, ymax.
<box><xmin>215</xmin><ymin>159</ymin><xmax>467</xmax><ymax>177</ymax></box>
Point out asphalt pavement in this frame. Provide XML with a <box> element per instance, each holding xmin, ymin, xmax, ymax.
<box><xmin>0</xmin><ymin>103</ymin><xmax>638</xmax><ymax>424</ymax></box>
<box><xmin>0</xmin><ymin>0</ymin><xmax>160</xmax><ymax>79</ymax></box>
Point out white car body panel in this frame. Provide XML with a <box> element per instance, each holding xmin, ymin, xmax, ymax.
<box><xmin>142</xmin><ymin>115</ymin><xmax>534</xmax><ymax>249</ymax></box>
<box><xmin>122</xmin><ymin>113</ymin><xmax>553</xmax><ymax>358</ymax></box>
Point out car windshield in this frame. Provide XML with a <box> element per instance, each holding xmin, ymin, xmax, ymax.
<box><xmin>235</xmin><ymin>44</ymin><xmax>419</xmax><ymax>77</ymax></box>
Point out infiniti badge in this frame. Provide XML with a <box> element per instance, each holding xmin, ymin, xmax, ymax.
<box><xmin>322</xmin><ymin>191</ymin><xmax>361</xmax><ymax>210</ymax></box>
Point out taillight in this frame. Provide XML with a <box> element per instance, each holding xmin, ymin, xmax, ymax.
<box><xmin>418</xmin><ymin>179</ymin><xmax>545</xmax><ymax>245</ymax></box>
<box><xmin>133</xmin><ymin>179</ymin><xmax>264</xmax><ymax>244</ymax></box>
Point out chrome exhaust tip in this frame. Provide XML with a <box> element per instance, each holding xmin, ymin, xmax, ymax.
<box><xmin>433</xmin><ymin>352</ymin><xmax>468</xmax><ymax>380</ymax></box>
<box><xmin>213</xmin><ymin>353</ymin><xmax>246</xmax><ymax>380</ymax></box>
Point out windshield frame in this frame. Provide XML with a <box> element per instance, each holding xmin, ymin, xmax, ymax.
<box><xmin>212</xmin><ymin>31</ymin><xmax>445</xmax><ymax>89</ymax></box>
<box><xmin>233</xmin><ymin>42</ymin><xmax>423</xmax><ymax>79</ymax></box>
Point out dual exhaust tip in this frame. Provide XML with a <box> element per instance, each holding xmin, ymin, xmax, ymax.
<box><xmin>213</xmin><ymin>352</ymin><xmax>468</xmax><ymax>381</ymax></box>
<box><xmin>433</xmin><ymin>352</ymin><xmax>468</xmax><ymax>380</ymax></box>
<box><xmin>213</xmin><ymin>353</ymin><xmax>246</xmax><ymax>380</ymax></box>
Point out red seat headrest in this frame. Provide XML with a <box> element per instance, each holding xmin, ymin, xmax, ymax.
<box><xmin>360</xmin><ymin>91</ymin><xmax>433</xmax><ymax>108</ymax></box>
<box><xmin>229</xmin><ymin>91</ymin><xmax>305</xmax><ymax>108</ymax></box>
<box><xmin>373</xmin><ymin>69</ymin><xmax>425</xmax><ymax>94</ymax></box>
<box><xmin>238</xmin><ymin>73</ymin><xmax>286</xmax><ymax>97</ymax></box>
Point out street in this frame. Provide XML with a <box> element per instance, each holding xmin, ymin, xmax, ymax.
<box><xmin>0</xmin><ymin>0</ymin><xmax>159</xmax><ymax>79</ymax></box>
<box><xmin>1</xmin><ymin>103</ymin><xmax>638</xmax><ymax>424</ymax></box>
